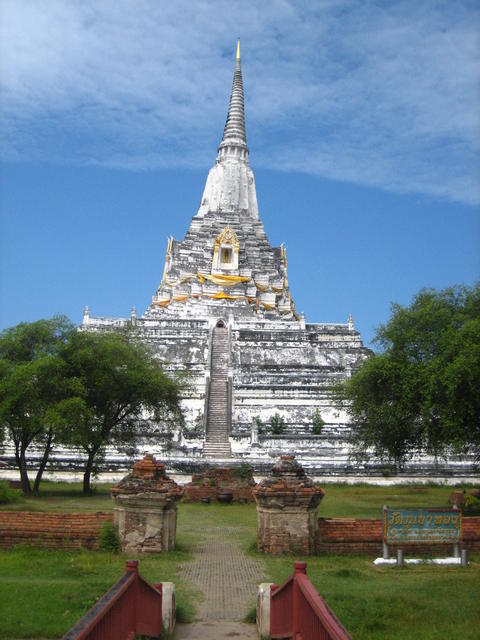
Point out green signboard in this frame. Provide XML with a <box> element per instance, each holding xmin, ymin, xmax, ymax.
<box><xmin>383</xmin><ymin>508</ymin><xmax>461</xmax><ymax>544</ymax></box>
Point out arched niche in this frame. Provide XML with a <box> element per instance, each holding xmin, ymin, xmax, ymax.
<box><xmin>212</xmin><ymin>226</ymin><xmax>239</xmax><ymax>272</ymax></box>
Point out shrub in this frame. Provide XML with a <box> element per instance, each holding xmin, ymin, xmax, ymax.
<box><xmin>235</xmin><ymin>463</ymin><xmax>252</xmax><ymax>478</ymax></box>
<box><xmin>0</xmin><ymin>480</ymin><xmax>22</xmax><ymax>504</ymax></box>
<box><xmin>312</xmin><ymin>409</ymin><xmax>325</xmax><ymax>435</ymax></box>
<box><xmin>163</xmin><ymin>431</ymin><xmax>174</xmax><ymax>451</ymax></box>
<box><xmin>255</xmin><ymin>416</ymin><xmax>263</xmax><ymax>435</ymax></box>
<box><xmin>183</xmin><ymin>418</ymin><xmax>203</xmax><ymax>440</ymax></box>
<box><xmin>98</xmin><ymin>521</ymin><xmax>120</xmax><ymax>553</ymax></box>
<box><xmin>269</xmin><ymin>413</ymin><xmax>286</xmax><ymax>435</ymax></box>
<box><xmin>244</xmin><ymin>605</ymin><xmax>257</xmax><ymax>623</ymax></box>
<box><xmin>463</xmin><ymin>494</ymin><xmax>480</xmax><ymax>515</ymax></box>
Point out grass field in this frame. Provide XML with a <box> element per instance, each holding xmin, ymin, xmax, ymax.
<box><xmin>1</xmin><ymin>481</ymin><xmax>114</xmax><ymax>513</ymax></box>
<box><xmin>0</xmin><ymin>545</ymin><xmax>197</xmax><ymax>639</ymax></box>
<box><xmin>1</xmin><ymin>479</ymin><xmax>475</xmax><ymax>517</ymax></box>
<box><xmin>0</xmin><ymin>483</ymin><xmax>479</xmax><ymax>639</ymax></box>
<box><xmin>263</xmin><ymin>554</ymin><xmax>480</xmax><ymax>640</ymax></box>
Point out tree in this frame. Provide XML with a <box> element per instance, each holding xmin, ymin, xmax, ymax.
<box><xmin>336</xmin><ymin>284</ymin><xmax>480</xmax><ymax>468</ymax></box>
<box><xmin>59</xmin><ymin>330</ymin><xmax>184</xmax><ymax>493</ymax></box>
<box><xmin>0</xmin><ymin>317</ymin><xmax>75</xmax><ymax>495</ymax></box>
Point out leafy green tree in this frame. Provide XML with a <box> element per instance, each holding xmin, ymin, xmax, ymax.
<box><xmin>0</xmin><ymin>317</ymin><xmax>75</xmax><ymax>494</ymax></box>
<box><xmin>336</xmin><ymin>284</ymin><xmax>480</xmax><ymax>468</ymax></box>
<box><xmin>59</xmin><ymin>330</ymin><xmax>184</xmax><ymax>493</ymax></box>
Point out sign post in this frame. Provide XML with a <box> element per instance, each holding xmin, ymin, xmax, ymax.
<box><xmin>383</xmin><ymin>507</ymin><xmax>462</xmax><ymax>564</ymax></box>
<box><xmin>382</xmin><ymin>505</ymin><xmax>390</xmax><ymax>559</ymax></box>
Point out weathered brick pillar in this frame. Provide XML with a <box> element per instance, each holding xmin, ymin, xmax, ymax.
<box><xmin>111</xmin><ymin>454</ymin><xmax>183</xmax><ymax>553</ymax></box>
<box><xmin>253</xmin><ymin>455</ymin><xmax>324</xmax><ymax>555</ymax></box>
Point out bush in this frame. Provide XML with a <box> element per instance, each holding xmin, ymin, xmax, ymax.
<box><xmin>0</xmin><ymin>480</ymin><xmax>22</xmax><ymax>504</ymax></box>
<box><xmin>255</xmin><ymin>416</ymin><xmax>263</xmax><ymax>435</ymax></box>
<box><xmin>98</xmin><ymin>521</ymin><xmax>120</xmax><ymax>553</ymax></box>
<box><xmin>244</xmin><ymin>605</ymin><xmax>257</xmax><ymax>623</ymax></box>
<box><xmin>269</xmin><ymin>413</ymin><xmax>286</xmax><ymax>435</ymax></box>
<box><xmin>463</xmin><ymin>494</ymin><xmax>480</xmax><ymax>515</ymax></box>
<box><xmin>312</xmin><ymin>409</ymin><xmax>325</xmax><ymax>435</ymax></box>
<box><xmin>183</xmin><ymin>419</ymin><xmax>203</xmax><ymax>440</ymax></box>
<box><xmin>235</xmin><ymin>463</ymin><xmax>252</xmax><ymax>478</ymax></box>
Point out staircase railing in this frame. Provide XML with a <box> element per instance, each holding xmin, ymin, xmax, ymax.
<box><xmin>270</xmin><ymin>562</ymin><xmax>353</xmax><ymax>640</ymax></box>
<box><xmin>227</xmin><ymin>374</ymin><xmax>233</xmax><ymax>434</ymax></box>
<box><xmin>203</xmin><ymin>373</ymin><xmax>210</xmax><ymax>436</ymax></box>
<box><xmin>63</xmin><ymin>560</ymin><xmax>162</xmax><ymax>640</ymax></box>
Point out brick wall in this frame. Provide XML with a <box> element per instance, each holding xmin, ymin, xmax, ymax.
<box><xmin>1</xmin><ymin>511</ymin><xmax>478</xmax><ymax>554</ymax></box>
<box><xmin>183</xmin><ymin>467</ymin><xmax>256</xmax><ymax>503</ymax></box>
<box><xmin>0</xmin><ymin>512</ymin><xmax>113</xmax><ymax>550</ymax></box>
<box><xmin>462</xmin><ymin>516</ymin><xmax>480</xmax><ymax>550</ymax></box>
<box><xmin>184</xmin><ymin>485</ymin><xmax>254</xmax><ymax>502</ymax></box>
<box><xmin>316</xmin><ymin>516</ymin><xmax>480</xmax><ymax>555</ymax></box>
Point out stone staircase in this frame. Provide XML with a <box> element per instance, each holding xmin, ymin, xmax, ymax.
<box><xmin>204</xmin><ymin>326</ymin><xmax>231</xmax><ymax>458</ymax></box>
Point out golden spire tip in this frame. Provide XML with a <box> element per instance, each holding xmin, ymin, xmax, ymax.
<box><xmin>236</xmin><ymin>39</ymin><xmax>240</xmax><ymax>60</ymax></box>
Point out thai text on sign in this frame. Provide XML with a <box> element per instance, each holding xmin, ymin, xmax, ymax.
<box><xmin>383</xmin><ymin>508</ymin><xmax>461</xmax><ymax>544</ymax></box>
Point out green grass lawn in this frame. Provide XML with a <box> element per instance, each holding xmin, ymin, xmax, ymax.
<box><xmin>317</xmin><ymin>482</ymin><xmax>468</xmax><ymax>518</ymax></box>
<box><xmin>0</xmin><ymin>483</ymin><xmax>479</xmax><ymax>639</ymax></box>
<box><xmin>262</xmin><ymin>554</ymin><xmax>480</xmax><ymax>640</ymax></box>
<box><xmin>2</xmin><ymin>480</ymin><xmax>475</xmax><ymax>517</ymax></box>
<box><xmin>1</xmin><ymin>481</ymin><xmax>114</xmax><ymax>512</ymax></box>
<box><xmin>176</xmin><ymin>501</ymin><xmax>258</xmax><ymax>548</ymax></box>
<box><xmin>0</xmin><ymin>546</ymin><xmax>197</xmax><ymax>639</ymax></box>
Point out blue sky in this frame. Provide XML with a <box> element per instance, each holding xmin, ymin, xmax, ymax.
<box><xmin>1</xmin><ymin>0</ymin><xmax>479</xmax><ymax>347</ymax></box>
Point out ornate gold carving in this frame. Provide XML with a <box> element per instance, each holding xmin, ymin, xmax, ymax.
<box><xmin>212</xmin><ymin>226</ymin><xmax>240</xmax><ymax>271</ymax></box>
<box><xmin>159</xmin><ymin>236</ymin><xmax>173</xmax><ymax>286</ymax></box>
<box><xmin>217</xmin><ymin>226</ymin><xmax>239</xmax><ymax>248</ymax></box>
<box><xmin>208</xmin><ymin>290</ymin><xmax>241</xmax><ymax>300</ymax></box>
<box><xmin>198</xmin><ymin>271</ymin><xmax>249</xmax><ymax>286</ymax></box>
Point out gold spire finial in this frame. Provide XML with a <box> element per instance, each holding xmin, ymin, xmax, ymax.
<box><xmin>236</xmin><ymin>39</ymin><xmax>240</xmax><ymax>60</ymax></box>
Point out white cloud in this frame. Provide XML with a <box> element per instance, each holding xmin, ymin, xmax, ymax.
<box><xmin>1</xmin><ymin>0</ymin><xmax>479</xmax><ymax>204</ymax></box>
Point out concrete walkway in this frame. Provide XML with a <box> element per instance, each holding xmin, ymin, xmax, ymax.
<box><xmin>176</xmin><ymin>523</ymin><xmax>266</xmax><ymax>638</ymax></box>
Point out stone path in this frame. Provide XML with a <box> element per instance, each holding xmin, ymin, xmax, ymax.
<box><xmin>179</xmin><ymin>525</ymin><xmax>266</xmax><ymax>621</ymax></box>
<box><xmin>175</xmin><ymin>621</ymin><xmax>258</xmax><ymax>639</ymax></box>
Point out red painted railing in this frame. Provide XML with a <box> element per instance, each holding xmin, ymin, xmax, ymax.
<box><xmin>63</xmin><ymin>560</ymin><xmax>162</xmax><ymax>640</ymax></box>
<box><xmin>270</xmin><ymin>561</ymin><xmax>353</xmax><ymax>640</ymax></box>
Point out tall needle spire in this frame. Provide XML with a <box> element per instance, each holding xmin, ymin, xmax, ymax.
<box><xmin>220</xmin><ymin>40</ymin><xmax>247</xmax><ymax>149</ymax></box>
<box><xmin>197</xmin><ymin>40</ymin><xmax>257</xmax><ymax>218</ymax></box>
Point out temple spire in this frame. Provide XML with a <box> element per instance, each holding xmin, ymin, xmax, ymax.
<box><xmin>219</xmin><ymin>41</ymin><xmax>247</xmax><ymax>150</ymax></box>
<box><xmin>197</xmin><ymin>41</ymin><xmax>258</xmax><ymax>218</ymax></box>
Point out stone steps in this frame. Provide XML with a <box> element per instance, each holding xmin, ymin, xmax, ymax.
<box><xmin>203</xmin><ymin>442</ymin><xmax>232</xmax><ymax>458</ymax></box>
<box><xmin>205</xmin><ymin>326</ymin><xmax>231</xmax><ymax>458</ymax></box>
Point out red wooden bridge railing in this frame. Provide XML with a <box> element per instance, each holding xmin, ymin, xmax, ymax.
<box><xmin>63</xmin><ymin>560</ymin><xmax>163</xmax><ymax>640</ymax></box>
<box><xmin>270</xmin><ymin>561</ymin><xmax>353</xmax><ymax>640</ymax></box>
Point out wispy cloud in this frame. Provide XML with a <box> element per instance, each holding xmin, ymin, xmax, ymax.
<box><xmin>1</xmin><ymin>0</ymin><xmax>479</xmax><ymax>204</ymax></box>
